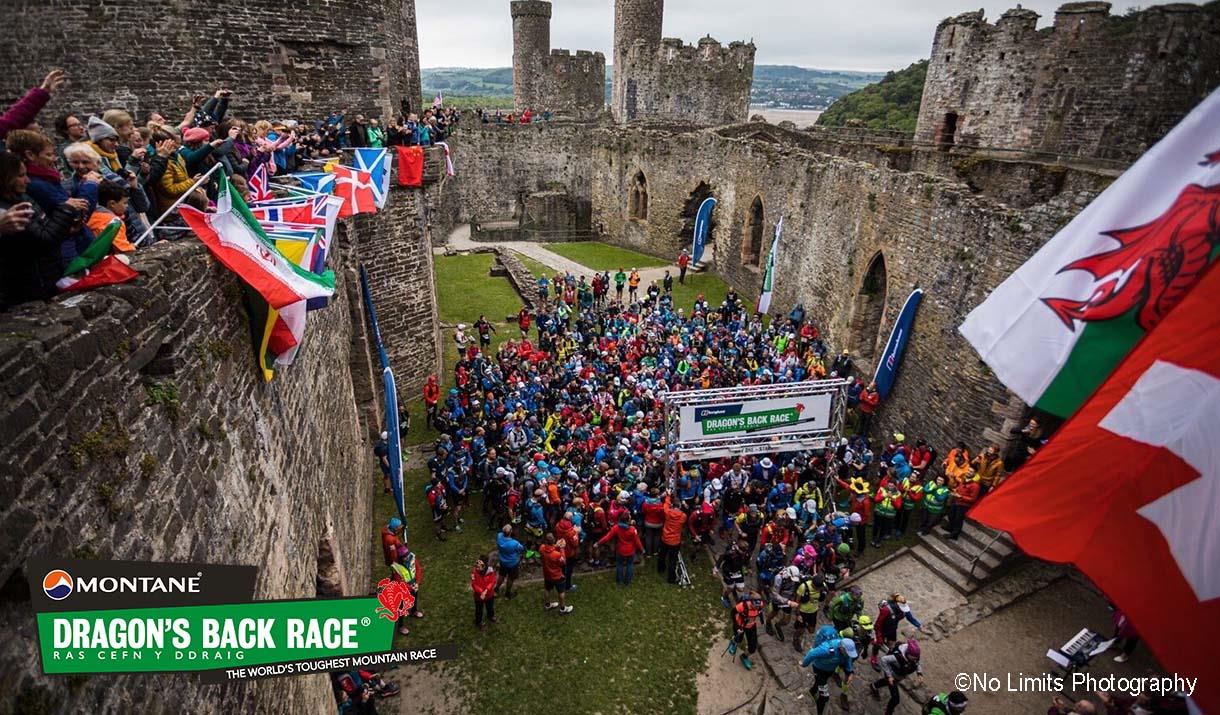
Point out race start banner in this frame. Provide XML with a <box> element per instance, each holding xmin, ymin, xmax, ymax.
<box><xmin>677</xmin><ymin>393</ymin><xmax>833</xmax><ymax>441</ymax></box>
<box><xmin>27</xmin><ymin>557</ymin><xmax>454</xmax><ymax>682</ymax></box>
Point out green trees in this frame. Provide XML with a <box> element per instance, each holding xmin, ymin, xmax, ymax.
<box><xmin>816</xmin><ymin>60</ymin><xmax>928</xmax><ymax>133</ymax></box>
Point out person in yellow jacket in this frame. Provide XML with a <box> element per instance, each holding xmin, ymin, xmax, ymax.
<box><xmin>971</xmin><ymin>445</ymin><xmax>1005</xmax><ymax>497</ymax></box>
<box><xmin>150</xmin><ymin>128</ymin><xmax>199</xmax><ymax>212</ymax></box>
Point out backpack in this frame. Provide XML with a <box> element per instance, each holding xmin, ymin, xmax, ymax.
<box><xmin>890</xmin><ymin>642</ymin><xmax>919</xmax><ymax>676</ymax></box>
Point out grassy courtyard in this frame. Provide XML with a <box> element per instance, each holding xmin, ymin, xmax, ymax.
<box><xmin>542</xmin><ymin>241</ymin><xmax>671</xmax><ymax>271</ymax></box>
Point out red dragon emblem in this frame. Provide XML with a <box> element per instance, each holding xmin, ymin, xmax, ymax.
<box><xmin>1042</xmin><ymin>176</ymin><xmax>1220</xmax><ymax>333</ymax></box>
<box><xmin>374</xmin><ymin>577</ymin><xmax>416</xmax><ymax>621</ymax></box>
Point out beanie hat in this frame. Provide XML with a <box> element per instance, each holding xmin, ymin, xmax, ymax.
<box><xmin>182</xmin><ymin>126</ymin><xmax>210</xmax><ymax>143</ymax></box>
<box><xmin>87</xmin><ymin>116</ymin><xmax>118</xmax><ymax>142</ymax></box>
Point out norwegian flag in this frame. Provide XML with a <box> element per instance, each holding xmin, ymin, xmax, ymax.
<box><xmin>332</xmin><ymin>165</ymin><xmax>376</xmax><ymax>218</ymax></box>
<box><xmin>248</xmin><ymin>162</ymin><xmax>272</xmax><ymax>202</ymax></box>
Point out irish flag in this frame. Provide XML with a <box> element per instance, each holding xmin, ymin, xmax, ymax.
<box><xmin>179</xmin><ymin>172</ymin><xmax>335</xmax><ymax>310</ymax></box>
<box><xmin>756</xmin><ymin>216</ymin><xmax>781</xmax><ymax>315</ymax></box>
<box><xmin>960</xmin><ymin>88</ymin><xmax>1220</xmax><ymax>417</ymax></box>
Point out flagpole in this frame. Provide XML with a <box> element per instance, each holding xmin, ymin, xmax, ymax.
<box><xmin>133</xmin><ymin>162</ymin><xmax>223</xmax><ymax>247</ymax></box>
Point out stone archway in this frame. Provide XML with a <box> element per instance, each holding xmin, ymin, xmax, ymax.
<box><xmin>741</xmin><ymin>195</ymin><xmax>764</xmax><ymax>266</ymax></box>
<box><xmin>628</xmin><ymin>170</ymin><xmax>648</xmax><ymax>221</ymax></box>
<box><xmin>679</xmin><ymin>181</ymin><xmax>715</xmax><ymax>245</ymax></box>
<box><xmin>849</xmin><ymin>252</ymin><xmax>888</xmax><ymax>364</ymax></box>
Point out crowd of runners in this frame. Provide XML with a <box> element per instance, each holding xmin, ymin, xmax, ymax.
<box><xmin>370</xmin><ymin>262</ymin><xmax>1010</xmax><ymax>715</ymax></box>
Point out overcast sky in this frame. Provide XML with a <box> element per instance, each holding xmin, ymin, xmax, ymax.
<box><xmin>418</xmin><ymin>0</ymin><xmax>1184</xmax><ymax>72</ymax></box>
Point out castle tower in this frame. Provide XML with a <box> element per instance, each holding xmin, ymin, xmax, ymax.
<box><xmin>612</xmin><ymin>0</ymin><xmax>664</xmax><ymax>122</ymax></box>
<box><xmin>511</xmin><ymin>0</ymin><xmax>552</xmax><ymax>112</ymax></box>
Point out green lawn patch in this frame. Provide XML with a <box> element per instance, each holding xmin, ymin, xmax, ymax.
<box><xmin>371</xmin><ymin>472</ymin><xmax>724</xmax><ymax>715</ymax></box>
<box><xmin>669</xmin><ymin>272</ymin><xmax>731</xmax><ymax>315</ymax></box>
<box><xmin>510</xmin><ymin>251</ymin><xmax>554</xmax><ymax>280</ymax></box>
<box><xmin>543</xmin><ymin>241</ymin><xmax>671</xmax><ymax>272</ymax></box>
<box><xmin>434</xmin><ymin>253</ymin><xmax>525</xmax><ymax>326</ymax></box>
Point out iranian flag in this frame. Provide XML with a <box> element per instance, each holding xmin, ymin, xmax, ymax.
<box><xmin>56</xmin><ymin>219</ymin><xmax>138</xmax><ymax>293</ymax></box>
<box><xmin>970</xmin><ymin>258</ymin><xmax>1220</xmax><ymax>715</ymax></box>
<box><xmin>960</xmin><ymin>88</ymin><xmax>1220</xmax><ymax>417</ymax></box>
<box><xmin>756</xmin><ymin>216</ymin><xmax>781</xmax><ymax>315</ymax></box>
<box><xmin>179</xmin><ymin>172</ymin><xmax>335</xmax><ymax>310</ymax></box>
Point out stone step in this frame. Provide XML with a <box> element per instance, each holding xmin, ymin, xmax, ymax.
<box><xmin>909</xmin><ymin>543</ymin><xmax>981</xmax><ymax>595</ymax></box>
<box><xmin>922</xmin><ymin>530</ymin><xmax>1003</xmax><ymax>576</ymax></box>
<box><xmin>959</xmin><ymin>520</ymin><xmax>1016</xmax><ymax>557</ymax></box>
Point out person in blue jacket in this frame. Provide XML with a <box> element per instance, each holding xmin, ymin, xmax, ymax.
<box><xmin>801</xmin><ymin>633</ymin><xmax>857</xmax><ymax>715</ymax></box>
<box><xmin>494</xmin><ymin>525</ymin><xmax>525</xmax><ymax>598</ymax></box>
<box><xmin>446</xmin><ymin>467</ymin><xmax>468</xmax><ymax>532</ymax></box>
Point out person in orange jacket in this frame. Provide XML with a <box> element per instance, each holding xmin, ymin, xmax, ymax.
<box><xmin>945</xmin><ymin>473</ymin><xmax>980</xmax><ymax>540</ymax></box>
<box><xmin>422</xmin><ymin>374</ymin><xmax>440</xmax><ymax>430</ymax></box>
<box><xmin>539</xmin><ymin>534</ymin><xmax>573</xmax><ymax>613</ymax></box>
<box><xmin>658</xmin><ymin>494</ymin><xmax>688</xmax><ymax>583</ymax></box>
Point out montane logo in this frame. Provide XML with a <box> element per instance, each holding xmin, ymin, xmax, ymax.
<box><xmin>43</xmin><ymin>570</ymin><xmax>73</xmax><ymax>600</ymax></box>
<box><xmin>71</xmin><ymin>575</ymin><xmax>203</xmax><ymax>596</ymax></box>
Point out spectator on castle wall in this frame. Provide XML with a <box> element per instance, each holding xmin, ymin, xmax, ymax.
<box><xmin>149</xmin><ymin>127</ymin><xmax>200</xmax><ymax>213</ymax></box>
<box><xmin>348</xmin><ymin>114</ymin><xmax>368</xmax><ymax>148</ymax></box>
<box><xmin>14</xmin><ymin>134</ymin><xmax>97</xmax><ymax>262</ymax></box>
<box><xmin>0</xmin><ymin>151</ymin><xmax>78</xmax><ymax>308</ymax></box>
<box><xmin>87</xmin><ymin>180</ymin><xmax>137</xmax><ymax>253</ymax></box>
<box><xmin>0</xmin><ymin>69</ymin><xmax>65</xmax><ymax>145</ymax></box>
<box><xmin>64</xmin><ymin>140</ymin><xmax>148</xmax><ymax>248</ymax></box>
<box><xmin>366</xmin><ymin>118</ymin><xmax>386</xmax><ymax>148</ymax></box>
<box><xmin>53</xmin><ymin>112</ymin><xmax>86</xmax><ymax>171</ymax></box>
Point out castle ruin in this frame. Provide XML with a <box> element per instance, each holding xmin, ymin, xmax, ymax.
<box><xmin>610</xmin><ymin>0</ymin><xmax>756</xmax><ymax>125</ymax></box>
<box><xmin>0</xmin><ymin>1</ymin><xmax>1218</xmax><ymax>711</ymax></box>
<box><xmin>511</xmin><ymin>0</ymin><xmax>606</xmax><ymax>120</ymax></box>
<box><xmin>915</xmin><ymin>1</ymin><xmax>1220</xmax><ymax>161</ymax></box>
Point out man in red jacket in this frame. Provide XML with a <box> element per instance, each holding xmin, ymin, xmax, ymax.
<box><xmin>540</xmin><ymin>535</ymin><xmax>573</xmax><ymax>613</ymax></box>
<box><xmin>422</xmin><ymin>374</ymin><xmax>440</xmax><ymax>430</ymax></box>
<box><xmin>945</xmin><ymin>473</ymin><xmax>980</xmax><ymax>540</ymax></box>
<box><xmin>677</xmin><ymin>249</ymin><xmax>690</xmax><ymax>284</ymax></box>
<box><xmin>555</xmin><ymin>512</ymin><xmax>581</xmax><ymax>592</ymax></box>
<box><xmin>858</xmin><ymin>381</ymin><xmax>880</xmax><ymax>436</ymax></box>
<box><xmin>597</xmin><ymin>517</ymin><xmax>645</xmax><ymax>586</ymax></box>
<box><xmin>470</xmin><ymin>556</ymin><xmax>497</xmax><ymax>628</ymax></box>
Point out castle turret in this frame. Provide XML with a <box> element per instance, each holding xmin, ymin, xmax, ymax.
<box><xmin>612</xmin><ymin>0</ymin><xmax>664</xmax><ymax>123</ymax></box>
<box><xmin>511</xmin><ymin>0</ymin><xmax>552</xmax><ymax>112</ymax></box>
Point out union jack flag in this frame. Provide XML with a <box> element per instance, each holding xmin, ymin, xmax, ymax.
<box><xmin>248</xmin><ymin>162</ymin><xmax>272</xmax><ymax>202</ymax></box>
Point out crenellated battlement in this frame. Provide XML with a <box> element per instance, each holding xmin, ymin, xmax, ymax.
<box><xmin>512</xmin><ymin>0</ymin><xmax>605</xmax><ymax>119</ymax></box>
<box><xmin>915</xmin><ymin>1</ymin><xmax>1220</xmax><ymax>161</ymax></box>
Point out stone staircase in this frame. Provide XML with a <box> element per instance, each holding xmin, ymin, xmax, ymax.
<box><xmin>909</xmin><ymin>519</ymin><xmax>1019</xmax><ymax>595</ymax></box>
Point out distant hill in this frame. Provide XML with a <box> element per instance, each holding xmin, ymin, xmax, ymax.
<box><xmin>421</xmin><ymin>65</ymin><xmax>887</xmax><ymax>111</ymax></box>
<box><xmin>816</xmin><ymin>60</ymin><xmax>928</xmax><ymax>133</ymax></box>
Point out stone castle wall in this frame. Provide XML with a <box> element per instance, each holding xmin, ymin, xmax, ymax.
<box><xmin>613</xmin><ymin>37</ymin><xmax>756</xmax><ymax>126</ymax></box>
<box><xmin>610</xmin><ymin>0</ymin><xmax>755</xmax><ymax>125</ymax></box>
<box><xmin>914</xmin><ymin>2</ymin><xmax>1220</xmax><ymax>161</ymax></box>
<box><xmin>0</xmin><ymin>179</ymin><xmax>439</xmax><ymax>712</ymax></box>
<box><xmin>0</xmin><ymin>0</ymin><xmax>423</xmax><ymax>122</ymax></box>
<box><xmin>440</xmin><ymin>123</ymin><xmax>596</xmax><ymax>229</ymax></box>
<box><xmin>511</xmin><ymin>0</ymin><xmax>606</xmax><ymax>120</ymax></box>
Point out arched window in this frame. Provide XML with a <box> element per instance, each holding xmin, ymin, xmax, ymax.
<box><xmin>679</xmin><ymin>181</ymin><xmax>714</xmax><ymax>243</ymax></box>
<box><xmin>629</xmin><ymin>170</ymin><xmax>648</xmax><ymax>221</ymax></box>
<box><xmin>741</xmin><ymin>195</ymin><xmax>764</xmax><ymax>266</ymax></box>
<box><xmin>848</xmin><ymin>252</ymin><xmax>888</xmax><ymax>363</ymax></box>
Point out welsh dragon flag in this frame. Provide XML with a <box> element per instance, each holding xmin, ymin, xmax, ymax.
<box><xmin>960</xmin><ymin>88</ymin><xmax>1220</xmax><ymax>417</ymax></box>
<box><xmin>756</xmin><ymin>216</ymin><xmax>781</xmax><ymax>315</ymax></box>
<box><xmin>179</xmin><ymin>172</ymin><xmax>335</xmax><ymax>310</ymax></box>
